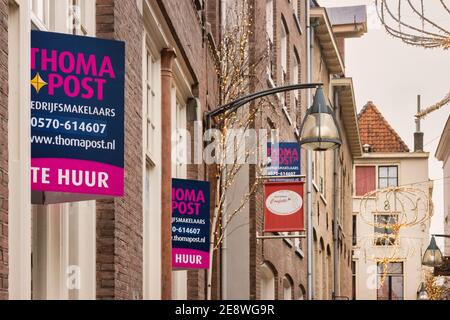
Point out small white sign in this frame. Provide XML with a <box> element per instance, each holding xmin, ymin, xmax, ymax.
<box><xmin>265</xmin><ymin>190</ymin><xmax>303</xmax><ymax>216</ymax></box>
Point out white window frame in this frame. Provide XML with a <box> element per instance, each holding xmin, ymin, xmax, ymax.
<box><xmin>144</xmin><ymin>47</ymin><xmax>160</xmax><ymax>163</ymax></box>
<box><xmin>30</xmin><ymin>0</ymin><xmax>50</xmax><ymax>30</ymax></box>
<box><xmin>292</xmin><ymin>0</ymin><xmax>299</xmax><ymax>17</ymax></box>
<box><xmin>8</xmin><ymin>0</ymin><xmax>32</xmax><ymax>300</ymax></box>
<box><xmin>266</xmin><ymin>0</ymin><xmax>274</xmax><ymax>80</ymax></box>
<box><xmin>280</xmin><ymin>21</ymin><xmax>287</xmax><ymax>109</ymax></box>
<box><xmin>378</xmin><ymin>165</ymin><xmax>399</xmax><ymax>189</ymax></box>
<box><xmin>171</xmin><ymin>85</ymin><xmax>188</xmax><ymax>300</ymax></box>
<box><xmin>70</xmin><ymin>0</ymin><xmax>95</xmax><ymax>36</ymax></box>
<box><xmin>282</xmin><ymin>277</ymin><xmax>292</xmax><ymax>300</ymax></box>
<box><xmin>260</xmin><ymin>263</ymin><xmax>275</xmax><ymax>300</ymax></box>
<box><xmin>280</xmin><ymin>21</ymin><xmax>287</xmax><ymax>77</ymax></box>
<box><xmin>142</xmin><ymin>32</ymin><xmax>162</xmax><ymax>300</ymax></box>
<box><xmin>292</xmin><ymin>49</ymin><xmax>299</xmax><ymax>118</ymax></box>
<box><xmin>29</xmin><ymin>0</ymin><xmax>96</xmax><ymax>300</ymax></box>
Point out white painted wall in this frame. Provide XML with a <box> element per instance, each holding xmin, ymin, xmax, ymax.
<box><xmin>224</xmin><ymin>165</ymin><xmax>250</xmax><ymax>299</ymax></box>
<box><xmin>353</xmin><ymin>154</ymin><xmax>431</xmax><ymax>300</ymax></box>
<box><xmin>443</xmin><ymin>156</ymin><xmax>450</xmax><ymax>255</ymax></box>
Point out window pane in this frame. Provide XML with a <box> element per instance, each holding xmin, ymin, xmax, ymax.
<box><xmin>391</xmin><ymin>276</ymin><xmax>403</xmax><ymax>300</ymax></box>
<box><xmin>377</xmin><ymin>276</ymin><xmax>389</xmax><ymax>300</ymax></box>
<box><xmin>147</xmin><ymin>54</ymin><xmax>152</xmax><ymax>83</ymax></box>
<box><xmin>266</xmin><ymin>0</ymin><xmax>274</xmax><ymax>42</ymax></box>
<box><xmin>379</xmin><ymin>178</ymin><xmax>388</xmax><ymax>189</ymax></box>
<box><xmin>374</xmin><ymin>216</ymin><xmax>397</xmax><ymax>245</ymax></box>
<box><xmin>388</xmin><ymin>166</ymin><xmax>398</xmax><ymax>178</ymax></box>
<box><xmin>379</xmin><ymin>166</ymin><xmax>388</xmax><ymax>178</ymax></box>
<box><xmin>389</xmin><ymin>262</ymin><xmax>403</xmax><ymax>274</ymax></box>
<box><xmin>388</xmin><ymin>178</ymin><xmax>398</xmax><ymax>187</ymax></box>
<box><xmin>377</xmin><ymin>263</ymin><xmax>404</xmax><ymax>300</ymax></box>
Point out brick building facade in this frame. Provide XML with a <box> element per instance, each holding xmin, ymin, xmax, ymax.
<box><xmin>251</xmin><ymin>0</ymin><xmax>308</xmax><ymax>300</ymax></box>
<box><xmin>218</xmin><ymin>0</ymin><xmax>366</xmax><ymax>301</ymax></box>
<box><xmin>95</xmin><ymin>0</ymin><xmax>144</xmax><ymax>300</ymax></box>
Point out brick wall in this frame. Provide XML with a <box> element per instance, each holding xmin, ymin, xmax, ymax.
<box><xmin>157</xmin><ymin>0</ymin><xmax>220</xmax><ymax>300</ymax></box>
<box><xmin>249</xmin><ymin>0</ymin><xmax>308</xmax><ymax>300</ymax></box>
<box><xmin>96</xmin><ymin>0</ymin><xmax>144</xmax><ymax>300</ymax></box>
<box><xmin>0</xmin><ymin>0</ymin><xmax>7</xmax><ymax>300</ymax></box>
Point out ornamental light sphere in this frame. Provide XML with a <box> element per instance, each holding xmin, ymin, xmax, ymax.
<box><xmin>299</xmin><ymin>86</ymin><xmax>341</xmax><ymax>151</ymax></box>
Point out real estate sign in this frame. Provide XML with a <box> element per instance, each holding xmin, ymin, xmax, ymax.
<box><xmin>30</xmin><ymin>30</ymin><xmax>125</xmax><ymax>197</ymax></box>
<box><xmin>267</xmin><ymin>142</ymin><xmax>301</xmax><ymax>177</ymax></box>
<box><xmin>172</xmin><ymin>178</ymin><xmax>210</xmax><ymax>270</ymax></box>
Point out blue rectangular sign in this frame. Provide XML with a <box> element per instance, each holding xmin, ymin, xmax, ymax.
<box><xmin>172</xmin><ymin>178</ymin><xmax>211</xmax><ymax>270</ymax></box>
<box><xmin>30</xmin><ymin>30</ymin><xmax>125</xmax><ymax>197</ymax></box>
<box><xmin>267</xmin><ymin>142</ymin><xmax>301</xmax><ymax>177</ymax></box>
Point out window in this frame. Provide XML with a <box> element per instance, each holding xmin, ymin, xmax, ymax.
<box><xmin>280</xmin><ymin>19</ymin><xmax>288</xmax><ymax>109</ymax></box>
<box><xmin>294</xmin><ymin>236</ymin><xmax>303</xmax><ymax>254</ymax></box>
<box><xmin>374</xmin><ymin>214</ymin><xmax>398</xmax><ymax>246</ymax></box>
<box><xmin>70</xmin><ymin>0</ymin><xmax>93</xmax><ymax>35</ymax></box>
<box><xmin>266</xmin><ymin>0</ymin><xmax>274</xmax><ymax>42</ymax></box>
<box><xmin>171</xmin><ymin>89</ymin><xmax>187</xmax><ymax>178</ymax></box>
<box><xmin>280</xmin><ymin>20</ymin><xmax>287</xmax><ymax>85</ymax></box>
<box><xmin>319</xmin><ymin>152</ymin><xmax>326</xmax><ymax>197</ymax></box>
<box><xmin>30</xmin><ymin>0</ymin><xmax>96</xmax><ymax>300</ymax></box>
<box><xmin>378</xmin><ymin>166</ymin><xmax>398</xmax><ymax>189</ymax></box>
<box><xmin>352</xmin><ymin>215</ymin><xmax>357</xmax><ymax>246</ymax></box>
<box><xmin>298</xmin><ymin>285</ymin><xmax>306</xmax><ymax>300</ymax></box>
<box><xmin>30</xmin><ymin>0</ymin><xmax>49</xmax><ymax>28</ymax></box>
<box><xmin>260</xmin><ymin>264</ymin><xmax>275</xmax><ymax>300</ymax></box>
<box><xmin>144</xmin><ymin>161</ymin><xmax>161</xmax><ymax>299</ymax></box>
<box><xmin>352</xmin><ymin>261</ymin><xmax>356</xmax><ymax>300</ymax></box>
<box><xmin>355</xmin><ymin>166</ymin><xmax>376</xmax><ymax>196</ymax></box>
<box><xmin>266</xmin><ymin>0</ymin><xmax>275</xmax><ymax>79</ymax></box>
<box><xmin>377</xmin><ymin>262</ymin><xmax>404</xmax><ymax>300</ymax></box>
<box><xmin>282</xmin><ymin>277</ymin><xmax>292</xmax><ymax>300</ymax></box>
<box><xmin>145</xmin><ymin>50</ymin><xmax>158</xmax><ymax>161</ymax></box>
<box><xmin>292</xmin><ymin>49</ymin><xmax>300</xmax><ymax>117</ymax></box>
<box><xmin>292</xmin><ymin>0</ymin><xmax>298</xmax><ymax>20</ymax></box>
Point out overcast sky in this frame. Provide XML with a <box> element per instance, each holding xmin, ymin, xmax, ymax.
<box><xmin>319</xmin><ymin>0</ymin><xmax>450</xmax><ymax>243</ymax></box>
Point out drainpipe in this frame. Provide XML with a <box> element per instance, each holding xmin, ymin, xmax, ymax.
<box><xmin>306</xmin><ymin>0</ymin><xmax>314</xmax><ymax>301</ymax></box>
<box><xmin>161</xmin><ymin>48</ymin><xmax>176</xmax><ymax>300</ymax></box>
<box><xmin>332</xmin><ymin>89</ymin><xmax>340</xmax><ymax>299</ymax></box>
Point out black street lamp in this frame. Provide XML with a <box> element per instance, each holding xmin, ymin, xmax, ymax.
<box><xmin>298</xmin><ymin>86</ymin><xmax>341</xmax><ymax>151</ymax></box>
<box><xmin>422</xmin><ymin>235</ymin><xmax>450</xmax><ymax>267</ymax></box>
<box><xmin>417</xmin><ymin>282</ymin><xmax>429</xmax><ymax>300</ymax></box>
<box><xmin>206</xmin><ymin>83</ymin><xmax>342</xmax><ymax>150</ymax></box>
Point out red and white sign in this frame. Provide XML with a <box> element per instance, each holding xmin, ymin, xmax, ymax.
<box><xmin>264</xmin><ymin>182</ymin><xmax>305</xmax><ymax>232</ymax></box>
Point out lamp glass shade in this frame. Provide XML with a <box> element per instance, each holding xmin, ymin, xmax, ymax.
<box><xmin>417</xmin><ymin>282</ymin><xmax>429</xmax><ymax>300</ymax></box>
<box><xmin>422</xmin><ymin>236</ymin><xmax>444</xmax><ymax>267</ymax></box>
<box><xmin>299</xmin><ymin>87</ymin><xmax>341</xmax><ymax>151</ymax></box>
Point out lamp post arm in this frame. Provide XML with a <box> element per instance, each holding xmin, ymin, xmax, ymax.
<box><xmin>205</xmin><ymin>83</ymin><xmax>323</xmax><ymax>127</ymax></box>
<box><xmin>433</xmin><ymin>234</ymin><xmax>450</xmax><ymax>239</ymax></box>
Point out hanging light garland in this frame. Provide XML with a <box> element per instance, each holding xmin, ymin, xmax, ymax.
<box><xmin>376</xmin><ymin>0</ymin><xmax>450</xmax><ymax>49</ymax></box>
<box><xmin>375</xmin><ymin>1</ymin><xmax>450</xmax><ymax>119</ymax></box>
<box><xmin>357</xmin><ymin>185</ymin><xmax>434</xmax><ymax>286</ymax></box>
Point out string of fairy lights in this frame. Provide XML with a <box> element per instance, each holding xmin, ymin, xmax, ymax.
<box><xmin>375</xmin><ymin>0</ymin><xmax>450</xmax><ymax>119</ymax></box>
<box><xmin>358</xmin><ymin>185</ymin><xmax>433</xmax><ymax>286</ymax></box>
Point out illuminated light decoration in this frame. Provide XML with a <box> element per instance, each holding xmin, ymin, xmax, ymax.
<box><xmin>375</xmin><ymin>0</ymin><xmax>450</xmax><ymax>118</ymax></box>
<box><xmin>357</xmin><ymin>185</ymin><xmax>434</xmax><ymax>284</ymax></box>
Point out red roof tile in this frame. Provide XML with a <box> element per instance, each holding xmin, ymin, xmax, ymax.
<box><xmin>358</xmin><ymin>101</ymin><xmax>410</xmax><ymax>153</ymax></box>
